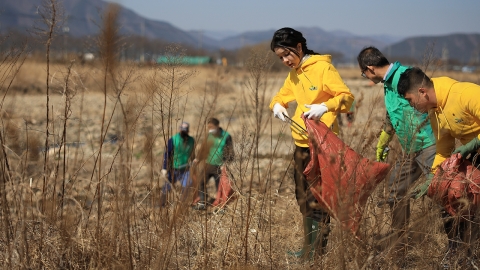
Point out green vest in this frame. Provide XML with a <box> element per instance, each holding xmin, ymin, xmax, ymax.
<box><xmin>384</xmin><ymin>62</ymin><xmax>435</xmax><ymax>153</ymax></box>
<box><xmin>207</xmin><ymin>130</ymin><xmax>230</xmax><ymax>166</ymax></box>
<box><xmin>172</xmin><ymin>133</ymin><xmax>194</xmax><ymax>169</ymax></box>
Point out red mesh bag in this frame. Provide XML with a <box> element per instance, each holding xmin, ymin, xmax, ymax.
<box><xmin>212</xmin><ymin>166</ymin><xmax>236</xmax><ymax>208</ymax></box>
<box><xmin>427</xmin><ymin>153</ymin><xmax>480</xmax><ymax>218</ymax></box>
<box><xmin>302</xmin><ymin>117</ymin><xmax>390</xmax><ymax>234</ymax></box>
<box><xmin>191</xmin><ymin>166</ymin><xmax>236</xmax><ymax>207</ymax></box>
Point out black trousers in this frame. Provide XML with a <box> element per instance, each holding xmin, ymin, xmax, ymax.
<box><xmin>294</xmin><ymin>146</ymin><xmax>330</xmax><ymax>223</ymax></box>
<box><xmin>198</xmin><ymin>163</ymin><xmax>221</xmax><ymax>204</ymax></box>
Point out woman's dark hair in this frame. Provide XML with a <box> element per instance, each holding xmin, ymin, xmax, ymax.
<box><xmin>270</xmin><ymin>27</ymin><xmax>319</xmax><ymax>57</ymax></box>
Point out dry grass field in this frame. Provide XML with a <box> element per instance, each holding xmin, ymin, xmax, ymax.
<box><xmin>2</xmin><ymin>4</ymin><xmax>480</xmax><ymax>269</ymax></box>
<box><xmin>1</xmin><ymin>53</ymin><xmax>479</xmax><ymax>270</ymax></box>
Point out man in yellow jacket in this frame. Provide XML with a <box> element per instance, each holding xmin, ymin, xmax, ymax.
<box><xmin>269</xmin><ymin>27</ymin><xmax>354</xmax><ymax>259</ymax></box>
<box><xmin>397</xmin><ymin>67</ymin><xmax>480</xmax><ymax>266</ymax></box>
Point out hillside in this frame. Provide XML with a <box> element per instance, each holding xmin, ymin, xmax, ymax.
<box><xmin>384</xmin><ymin>33</ymin><xmax>480</xmax><ymax>65</ymax></box>
<box><xmin>1</xmin><ymin>0</ymin><xmax>479</xmax><ymax>64</ymax></box>
<box><xmin>0</xmin><ymin>0</ymin><xmax>202</xmax><ymax>47</ymax></box>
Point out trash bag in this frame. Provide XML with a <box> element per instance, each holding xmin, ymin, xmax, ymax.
<box><xmin>427</xmin><ymin>153</ymin><xmax>480</xmax><ymax>218</ymax></box>
<box><xmin>302</xmin><ymin>116</ymin><xmax>390</xmax><ymax>234</ymax></box>
<box><xmin>190</xmin><ymin>164</ymin><xmax>236</xmax><ymax>208</ymax></box>
<box><xmin>212</xmin><ymin>166</ymin><xmax>236</xmax><ymax>208</ymax></box>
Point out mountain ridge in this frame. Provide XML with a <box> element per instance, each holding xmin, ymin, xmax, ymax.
<box><xmin>1</xmin><ymin>0</ymin><xmax>479</xmax><ymax>64</ymax></box>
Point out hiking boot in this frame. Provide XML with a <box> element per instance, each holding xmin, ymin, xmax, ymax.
<box><xmin>192</xmin><ymin>203</ymin><xmax>206</xmax><ymax>210</ymax></box>
<box><xmin>287</xmin><ymin>217</ymin><xmax>329</xmax><ymax>259</ymax></box>
<box><xmin>311</xmin><ymin>219</ymin><xmax>329</xmax><ymax>257</ymax></box>
<box><xmin>287</xmin><ymin>217</ymin><xmax>313</xmax><ymax>258</ymax></box>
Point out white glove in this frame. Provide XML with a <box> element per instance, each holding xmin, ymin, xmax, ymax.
<box><xmin>304</xmin><ymin>103</ymin><xmax>328</xmax><ymax>119</ymax></box>
<box><xmin>161</xmin><ymin>169</ymin><xmax>167</xmax><ymax>177</ymax></box>
<box><xmin>273</xmin><ymin>103</ymin><xmax>288</xmax><ymax>122</ymax></box>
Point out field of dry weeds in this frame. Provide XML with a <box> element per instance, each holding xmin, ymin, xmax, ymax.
<box><xmin>0</xmin><ymin>51</ymin><xmax>479</xmax><ymax>270</ymax></box>
<box><xmin>3</xmin><ymin>2</ymin><xmax>480</xmax><ymax>268</ymax></box>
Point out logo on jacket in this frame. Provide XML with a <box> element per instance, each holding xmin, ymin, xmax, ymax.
<box><xmin>309</xmin><ymin>85</ymin><xmax>318</xmax><ymax>91</ymax></box>
<box><xmin>454</xmin><ymin>118</ymin><xmax>463</xmax><ymax>124</ymax></box>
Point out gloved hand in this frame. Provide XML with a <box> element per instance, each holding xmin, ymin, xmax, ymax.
<box><xmin>273</xmin><ymin>103</ymin><xmax>288</xmax><ymax>122</ymax></box>
<box><xmin>304</xmin><ymin>103</ymin><xmax>328</xmax><ymax>120</ymax></box>
<box><xmin>161</xmin><ymin>169</ymin><xmax>168</xmax><ymax>177</ymax></box>
<box><xmin>414</xmin><ymin>173</ymin><xmax>433</xmax><ymax>199</ymax></box>
<box><xmin>452</xmin><ymin>137</ymin><xmax>480</xmax><ymax>159</ymax></box>
<box><xmin>376</xmin><ymin>130</ymin><xmax>392</xmax><ymax>162</ymax></box>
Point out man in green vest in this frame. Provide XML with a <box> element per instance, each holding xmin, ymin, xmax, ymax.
<box><xmin>161</xmin><ymin>122</ymin><xmax>196</xmax><ymax>206</ymax></box>
<box><xmin>193</xmin><ymin>118</ymin><xmax>234</xmax><ymax>210</ymax></box>
<box><xmin>357</xmin><ymin>47</ymin><xmax>437</xmax><ymax>252</ymax></box>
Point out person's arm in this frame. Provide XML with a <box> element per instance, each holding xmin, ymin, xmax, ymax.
<box><xmin>189</xmin><ymin>137</ymin><xmax>196</xmax><ymax>163</ymax></box>
<box><xmin>223</xmin><ymin>135</ymin><xmax>234</xmax><ymax>164</ymax></box>
<box><xmin>163</xmin><ymin>138</ymin><xmax>174</xmax><ymax>170</ymax></box>
<box><xmin>431</xmin><ymin>129</ymin><xmax>456</xmax><ymax>173</ymax></box>
<box><xmin>383</xmin><ymin>112</ymin><xmax>395</xmax><ymax>135</ymax></box>
<box><xmin>375</xmin><ymin>112</ymin><xmax>396</xmax><ymax>161</ymax></box>
<box><xmin>269</xmin><ymin>75</ymin><xmax>296</xmax><ymax>110</ymax></box>
<box><xmin>321</xmin><ymin>64</ymin><xmax>355</xmax><ymax>113</ymax></box>
<box><xmin>453</xmin><ymin>84</ymin><xmax>480</xmax><ymax>157</ymax></box>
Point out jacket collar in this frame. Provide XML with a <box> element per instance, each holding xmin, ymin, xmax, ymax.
<box><xmin>384</xmin><ymin>61</ymin><xmax>402</xmax><ymax>82</ymax></box>
<box><xmin>431</xmin><ymin>77</ymin><xmax>457</xmax><ymax>112</ymax></box>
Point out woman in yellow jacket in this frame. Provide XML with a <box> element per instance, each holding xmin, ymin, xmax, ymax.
<box><xmin>269</xmin><ymin>27</ymin><xmax>354</xmax><ymax>258</ymax></box>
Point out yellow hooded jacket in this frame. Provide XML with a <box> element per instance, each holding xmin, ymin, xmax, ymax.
<box><xmin>269</xmin><ymin>55</ymin><xmax>354</xmax><ymax>147</ymax></box>
<box><xmin>429</xmin><ymin>77</ymin><xmax>480</xmax><ymax>171</ymax></box>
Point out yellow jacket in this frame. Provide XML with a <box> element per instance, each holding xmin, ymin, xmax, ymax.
<box><xmin>429</xmin><ymin>77</ymin><xmax>480</xmax><ymax>171</ymax></box>
<box><xmin>269</xmin><ymin>55</ymin><xmax>354</xmax><ymax>147</ymax></box>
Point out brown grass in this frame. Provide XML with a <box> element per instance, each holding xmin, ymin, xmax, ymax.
<box><xmin>1</xmin><ymin>9</ymin><xmax>480</xmax><ymax>268</ymax></box>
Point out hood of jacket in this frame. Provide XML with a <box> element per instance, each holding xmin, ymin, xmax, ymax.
<box><xmin>433</xmin><ymin>77</ymin><xmax>457</xmax><ymax>112</ymax></box>
<box><xmin>297</xmin><ymin>54</ymin><xmax>332</xmax><ymax>71</ymax></box>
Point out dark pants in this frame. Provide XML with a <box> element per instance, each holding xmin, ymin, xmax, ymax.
<box><xmin>387</xmin><ymin>145</ymin><xmax>436</xmax><ymax>234</ymax></box>
<box><xmin>198</xmin><ymin>163</ymin><xmax>221</xmax><ymax>204</ymax></box>
<box><xmin>294</xmin><ymin>146</ymin><xmax>330</xmax><ymax>223</ymax></box>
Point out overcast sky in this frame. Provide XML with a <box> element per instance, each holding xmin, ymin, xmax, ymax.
<box><xmin>107</xmin><ymin>0</ymin><xmax>480</xmax><ymax>38</ymax></box>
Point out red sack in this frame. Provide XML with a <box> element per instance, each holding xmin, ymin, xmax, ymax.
<box><xmin>427</xmin><ymin>153</ymin><xmax>480</xmax><ymax>218</ymax></box>
<box><xmin>191</xmin><ymin>166</ymin><xmax>236</xmax><ymax>207</ymax></box>
<box><xmin>303</xmin><ymin>117</ymin><xmax>390</xmax><ymax>234</ymax></box>
<box><xmin>212</xmin><ymin>166</ymin><xmax>236</xmax><ymax>208</ymax></box>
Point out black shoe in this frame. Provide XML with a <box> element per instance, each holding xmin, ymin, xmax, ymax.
<box><xmin>192</xmin><ymin>203</ymin><xmax>206</xmax><ymax>210</ymax></box>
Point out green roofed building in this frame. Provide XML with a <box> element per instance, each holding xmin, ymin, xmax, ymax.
<box><xmin>157</xmin><ymin>56</ymin><xmax>211</xmax><ymax>65</ymax></box>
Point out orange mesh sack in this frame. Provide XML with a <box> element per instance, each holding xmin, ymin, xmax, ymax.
<box><xmin>302</xmin><ymin>116</ymin><xmax>390</xmax><ymax>234</ymax></box>
<box><xmin>212</xmin><ymin>166</ymin><xmax>236</xmax><ymax>208</ymax></box>
<box><xmin>428</xmin><ymin>153</ymin><xmax>480</xmax><ymax>218</ymax></box>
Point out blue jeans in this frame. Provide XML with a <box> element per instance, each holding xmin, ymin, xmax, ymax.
<box><xmin>162</xmin><ymin>168</ymin><xmax>192</xmax><ymax>194</ymax></box>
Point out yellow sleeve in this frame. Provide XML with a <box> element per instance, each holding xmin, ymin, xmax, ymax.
<box><xmin>321</xmin><ymin>64</ymin><xmax>355</xmax><ymax>112</ymax></box>
<box><xmin>269</xmin><ymin>73</ymin><xmax>296</xmax><ymax>110</ymax></box>
<box><xmin>463</xmin><ymin>82</ymin><xmax>480</xmax><ymax>141</ymax></box>
<box><xmin>431</xmin><ymin>128</ymin><xmax>455</xmax><ymax>173</ymax></box>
